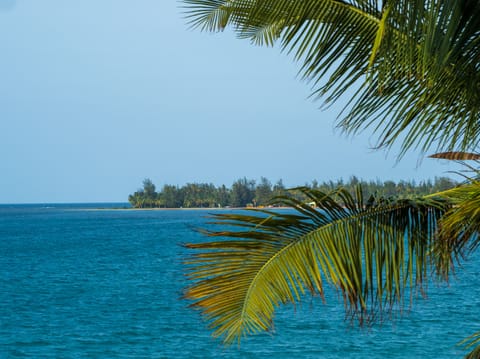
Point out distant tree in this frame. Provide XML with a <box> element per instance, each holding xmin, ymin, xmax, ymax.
<box><xmin>382</xmin><ymin>180</ymin><xmax>397</xmax><ymax>197</ymax></box>
<box><xmin>183</xmin><ymin>183</ymin><xmax>217</xmax><ymax>208</ymax></box>
<box><xmin>216</xmin><ymin>184</ymin><xmax>231</xmax><ymax>207</ymax></box>
<box><xmin>349</xmin><ymin>175</ymin><xmax>360</xmax><ymax>187</ymax></box>
<box><xmin>254</xmin><ymin>177</ymin><xmax>273</xmax><ymax>206</ymax></box>
<box><xmin>143</xmin><ymin>178</ymin><xmax>156</xmax><ymax>198</ymax></box>
<box><xmin>128</xmin><ymin>192</ymin><xmax>143</xmax><ymax>208</ymax></box>
<box><xmin>163</xmin><ymin>185</ymin><xmax>183</xmax><ymax>208</ymax></box>
<box><xmin>128</xmin><ymin>178</ymin><xmax>158</xmax><ymax>208</ymax></box>
<box><xmin>433</xmin><ymin>177</ymin><xmax>458</xmax><ymax>192</ymax></box>
<box><xmin>141</xmin><ymin>178</ymin><xmax>158</xmax><ymax>208</ymax></box>
<box><xmin>272</xmin><ymin>179</ymin><xmax>286</xmax><ymax>199</ymax></box>
<box><xmin>231</xmin><ymin>178</ymin><xmax>255</xmax><ymax>207</ymax></box>
<box><xmin>183</xmin><ymin>183</ymin><xmax>202</xmax><ymax>208</ymax></box>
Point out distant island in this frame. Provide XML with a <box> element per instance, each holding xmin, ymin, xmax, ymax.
<box><xmin>128</xmin><ymin>176</ymin><xmax>458</xmax><ymax>209</ymax></box>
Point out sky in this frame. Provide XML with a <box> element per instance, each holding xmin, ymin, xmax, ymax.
<box><xmin>0</xmin><ymin>0</ymin><xmax>464</xmax><ymax>203</ymax></box>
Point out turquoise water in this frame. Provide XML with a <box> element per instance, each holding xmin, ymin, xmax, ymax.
<box><xmin>0</xmin><ymin>204</ymin><xmax>478</xmax><ymax>358</ymax></box>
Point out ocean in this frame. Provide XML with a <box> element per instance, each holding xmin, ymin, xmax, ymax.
<box><xmin>0</xmin><ymin>204</ymin><xmax>478</xmax><ymax>358</ymax></box>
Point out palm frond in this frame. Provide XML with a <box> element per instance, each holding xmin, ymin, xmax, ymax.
<box><xmin>182</xmin><ymin>0</ymin><xmax>233</xmax><ymax>31</ymax></box>
<box><xmin>337</xmin><ymin>1</ymin><xmax>480</xmax><ymax>155</ymax></box>
<box><xmin>460</xmin><ymin>331</ymin><xmax>480</xmax><ymax>359</ymax></box>
<box><xmin>182</xmin><ymin>0</ymin><xmax>480</xmax><ymax>155</ymax></box>
<box><xmin>429</xmin><ymin>151</ymin><xmax>480</xmax><ymax>161</ymax></box>
<box><xmin>184</xmin><ymin>186</ymin><xmax>448</xmax><ymax>344</ymax></box>
<box><xmin>432</xmin><ymin>179</ymin><xmax>480</xmax><ymax>278</ymax></box>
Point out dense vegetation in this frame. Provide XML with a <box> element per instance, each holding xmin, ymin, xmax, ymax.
<box><xmin>128</xmin><ymin>176</ymin><xmax>457</xmax><ymax>208</ymax></box>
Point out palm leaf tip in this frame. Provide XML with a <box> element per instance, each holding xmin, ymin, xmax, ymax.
<box><xmin>428</xmin><ymin>152</ymin><xmax>480</xmax><ymax>161</ymax></box>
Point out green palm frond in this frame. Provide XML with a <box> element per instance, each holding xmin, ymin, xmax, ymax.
<box><xmin>184</xmin><ymin>186</ymin><xmax>448</xmax><ymax>344</ymax></box>
<box><xmin>461</xmin><ymin>331</ymin><xmax>480</xmax><ymax>359</ymax></box>
<box><xmin>182</xmin><ymin>0</ymin><xmax>232</xmax><ymax>31</ymax></box>
<box><xmin>432</xmin><ymin>178</ymin><xmax>480</xmax><ymax>278</ymax></box>
<box><xmin>183</xmin><ymin>0</ymin><xmax>480</xmax><ymax>155</ymax></box>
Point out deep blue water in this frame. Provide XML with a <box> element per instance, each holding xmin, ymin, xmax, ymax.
<box><xmin>0</xmin><ymin>204</ymin><xmax>478</xmax><ymax>358</ymax></box>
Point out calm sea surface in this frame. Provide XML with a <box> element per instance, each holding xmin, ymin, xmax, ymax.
<box><xmin>0</xmin><ymin>204</ymin><xmax>478</xmax><ymax>358</ymax></box>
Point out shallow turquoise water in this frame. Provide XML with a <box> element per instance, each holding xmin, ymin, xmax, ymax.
<box><xmin>0</xmin><ymin>204</ymin><xmax>478</xmax><ymax>358</ymax></box>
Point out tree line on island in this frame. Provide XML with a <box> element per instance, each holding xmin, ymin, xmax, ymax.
<box><xmin>128</xmin><ymin>176</ymin><xmax>458</xmax><ymax>209</ymax></box>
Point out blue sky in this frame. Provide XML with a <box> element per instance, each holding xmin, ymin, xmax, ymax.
<box><xmin>0</xmin><ymin>0</ymin><xmax>462</xmax><ymax>203</ymax></box>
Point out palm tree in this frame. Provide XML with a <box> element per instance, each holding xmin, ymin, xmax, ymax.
<box><xmin>182</xmin><ymin>1</ymin><xmax>480</xmax><ymax>357</ymax></box>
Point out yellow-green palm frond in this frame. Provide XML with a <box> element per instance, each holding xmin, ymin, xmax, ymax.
<box><xmin>184</xmin><ymin>186</ymin><xmax>448</xmax><ymax>344</ymax></box>
<box><xmin>461</xmin><ymin>331</ymin><xmax>480</xmax><ymax>359</ymax></box>
<box><xmin>183</xmin><ymin>0</ymin><xmax>480</xmax><ymax>155</ymax></box>
<box><xmin>432</xmin><ymin>178</ymin><xmax>480</xmax><ymax>278</ymax></box>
